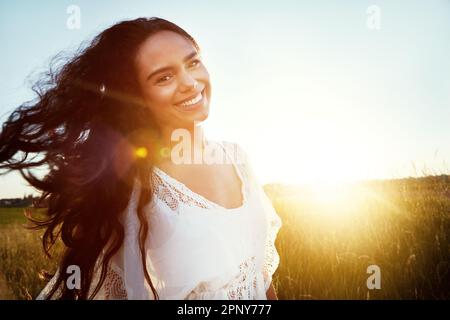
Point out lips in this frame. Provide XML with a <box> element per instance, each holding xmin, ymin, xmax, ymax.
<box><xmin>174</xmin><ymin>88</ymin><xmax>205</xmax><ymax>109</ymax></box>
<box><xmin>175</xmin><ymin>89</ymin><xmax>204</xmax><ymax>106</ymax></box>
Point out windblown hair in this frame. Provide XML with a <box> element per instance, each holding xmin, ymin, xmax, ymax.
<box><xmin>0</xmin><ymin>17</ymin><xmax>199</xmax><ymax>299</ymax></box>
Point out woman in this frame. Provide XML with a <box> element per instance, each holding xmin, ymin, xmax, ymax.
<box><xmin>0</xmin><ymin>17</ymin><xmax>282</xmax><ymax>300</ymax></box>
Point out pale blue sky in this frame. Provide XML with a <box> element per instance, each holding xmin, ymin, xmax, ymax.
<box><xmin>1</xmin><ymin>0</ymin><xmax>449</xmax><ymax>197</ymax></box>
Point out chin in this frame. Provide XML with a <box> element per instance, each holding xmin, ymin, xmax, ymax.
<box><xmin>189</xmin><ymin>108</ymin><xmax>209</xmax><ymax>124</ymax></box>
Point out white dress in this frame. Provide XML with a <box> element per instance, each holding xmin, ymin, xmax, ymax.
<box><xmin>36</xmin><ymin>141</ymin><xmax>282</xmax><ymax>300</ymax></box>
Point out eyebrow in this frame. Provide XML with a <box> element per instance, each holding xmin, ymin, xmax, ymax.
<box><xmin>146</xmin><ymin>51</ymin><xmax>199</xmax><ymax>81</ymax></box>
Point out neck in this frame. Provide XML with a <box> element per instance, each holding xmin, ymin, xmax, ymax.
<box><xmin>157</xmin><ymin>123</ymin><xmax>207</xmax><ymax>165</ymax></box>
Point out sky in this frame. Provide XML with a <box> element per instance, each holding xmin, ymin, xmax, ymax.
<box><xmin>0</xmin><ymin>0</ymin><xmax>449</xmax><ymax>198</ymax></box>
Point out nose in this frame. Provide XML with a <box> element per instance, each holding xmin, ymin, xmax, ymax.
<box><xmin>178</xmin><ymin>71</ymin><xmax>199</xmax><ymax>92</ymax></box>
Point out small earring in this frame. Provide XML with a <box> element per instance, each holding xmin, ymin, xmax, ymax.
<box><xmin>99</xmin><ymin>83</ymin><xmax>106</xmax><ymax>97</ymax></box>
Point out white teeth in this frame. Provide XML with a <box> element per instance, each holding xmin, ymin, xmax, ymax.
<box><xmin>177</xmin><ymin>92</ymin><xmax>202</xmax><ymax>107</ymax></box>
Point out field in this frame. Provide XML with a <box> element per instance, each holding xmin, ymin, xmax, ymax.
<box><xmin>0</xmin><ymin>207</ymin><xmax>62</xmax><ymax>299</ymax></box>
<box><xmin>0</xmin><ymin>175</ymin><xmax>449</xmax><ymax>299</ymax></box>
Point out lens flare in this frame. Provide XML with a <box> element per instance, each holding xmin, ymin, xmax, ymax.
<box><xmin>160</xmin><ymin>147</ymin><xmax>170</xmax><ymax>159</ymax></box>
<box><xmin>135</xmin><ymin>147</ymin><xmax>148</xmax><ymax>159</ymax></box>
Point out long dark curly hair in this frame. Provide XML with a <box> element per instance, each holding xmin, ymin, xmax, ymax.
<box><xmin>0</xmin><ymin>17</ymin><xmax>200</xmax><ymax>299</ymax></box>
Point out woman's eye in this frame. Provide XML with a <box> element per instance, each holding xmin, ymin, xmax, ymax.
<box><xmin>154</xmin><ymin>61</ymin><xmax>200</xmax><ymax>84</ymax></box>
<box><xmin>156</xmin><ymin>75</ymin><xmax>172</xmax><ymax>84</ymax></box>
<box><xmin>189</xmin><ymin>59</ymin><xmax>200</xmax><ymax>68</ymax></box>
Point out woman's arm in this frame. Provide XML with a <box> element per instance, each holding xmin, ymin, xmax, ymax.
<box><xmin>266</xmin><ymin>281</ymin><xmax>278</xmax><ymax>300</ymax></box>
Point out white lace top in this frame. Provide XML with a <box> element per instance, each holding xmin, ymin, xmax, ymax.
<box><xmin>36</xmin><ymin>141</ymin><xmax>282</xmax><ymax>300</ymax></box>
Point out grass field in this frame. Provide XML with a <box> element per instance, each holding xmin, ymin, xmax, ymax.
<box><xmin>0</xmin><ymin>175</ymin><xmax>449</xmax><ymax>299</ymax></box>
<box><xmin>0</xmin><ymin>207</ymin><xmax>63</xmax><ymax>299</ymax></box>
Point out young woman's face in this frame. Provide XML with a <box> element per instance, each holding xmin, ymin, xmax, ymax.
<box><xmin>134</xmin><ymin>31</ymin><xmax>211</xmax><ymax>131</ymax></box>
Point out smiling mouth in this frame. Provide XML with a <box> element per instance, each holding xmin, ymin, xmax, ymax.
<box><xmin>174</xmin><ymin>89</ymin><xmax>205</xmax><ymax>109</ymax></box>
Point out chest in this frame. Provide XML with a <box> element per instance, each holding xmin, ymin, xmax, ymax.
<box><xmin>156</xmin><ymin>163</ymin><xmax>244</xmax><ymax>209</ymax></box>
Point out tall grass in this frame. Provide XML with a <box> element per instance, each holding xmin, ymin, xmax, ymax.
<box><xmin>0</xmin><ymin>208</ymin><xmax>62</xmax><ymax>300</ymax></box>
<box><xmin>268</xmin><ymin>175</ymin><xmax>450</xmax><ymax>299</ymax></box>
<box><xmin>0</xmin><ymin>175</ymin><xmax>449</xmax><ymax>299</ymax></box>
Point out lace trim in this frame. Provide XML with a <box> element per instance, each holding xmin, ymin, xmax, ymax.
<box><xmin>103</xmin><ymin>265</ymin><xmax>127</xmax><ymax>300</ymax></box>
<box><xmin>226</xmin><ymin>256</ymin><xmax>259</xmax><ymax>300</ymax></box>
<box><xmin>185</xmin><ymin>256</ymin><xmax>259</xmax><ymax>300</ymax></box>
<box><xmin>262</xmin><ymin>204</ymin><xmax>282</xmax><ymax>291</ymax></box>
<box><xmin>151</xmin><ymin>170</ymin><xmax>214</xmax><ymax>211</ymax></box>
<box><xmin>151</xmin><ymin>141</ymin><xmax>249</xmax><ymax>212</ymax></box>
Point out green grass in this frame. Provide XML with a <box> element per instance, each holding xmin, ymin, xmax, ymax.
<box><xmin>0</xmin><ymin>207</ymin><xmax>29</xmax><ymax>225</ymax></box>
<box><xmin>0</xmin><ymin>207</ymin><xmax>61</xmax><ymax>300</ymax></box>
<box><xmin>0</xmin><ymin>175</ymin><xmax>449</xmax><ymax>299</ymax></box>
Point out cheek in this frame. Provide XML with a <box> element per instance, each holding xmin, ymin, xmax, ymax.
<box><xmin>200</xmin><ymin>67</ymin><xmax>211</xmax><ymax>94</ymax></box>
<box><xmin>144</xmin><ymin>86</ymin><xmax>175</xmax><ymax>108</ymax></box>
